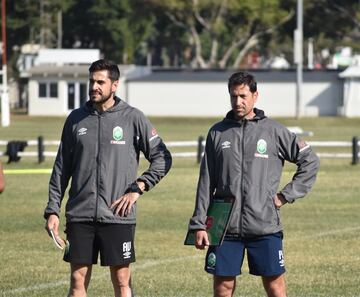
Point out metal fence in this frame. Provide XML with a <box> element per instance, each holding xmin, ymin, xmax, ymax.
<box><xmin>0</xmin><ymin>136</ymin><xmax>359</xmax><ymax>165</ymax></box>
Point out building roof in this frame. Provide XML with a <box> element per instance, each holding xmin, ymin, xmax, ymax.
<box><xmin>35</xmin><ymin>49</ymin><xmax>100</xmax><ymax>65</ymax></box>
<box><xmin>28</xmin><ymin>64</ymin><xmax>137</xmax><ymax>79</ymax></box>
<box><xmin>28</xmin><ymin>64</ymin><xmax>89</xmax><ymax>78</ymax></box>
<box><xmin>339</xmin><ymin>65</ymin><xmax>360</xmax><ymax>78</ymax></box>
<box><xmin>127</xmin><ymin>68</ymin><xmax>342</xmax><ymax>83</ymax></box>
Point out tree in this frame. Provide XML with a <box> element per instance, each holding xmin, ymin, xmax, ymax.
<box><xmin>149</xmin><ymin>0</ymin><xmax>294</xmax><ymax>68</ymax></box>
<box><xmin>4</xmin><ymin>0</ymin><xmax>359</xmax><ymax>71</ymax></box>
<box><xmin>62</xmin><ymin>0</ymin><xmax>155</xmax><ymax>64</ymax></box>
<box><xmin>7</xmin><ymin>0</ymin><xmax>70</xmax><ymax>48</ymax></box>
<box><xmin>304</xmin><ymin>0</ymin><xmax>360</xmax><ymax>52</ymax></box>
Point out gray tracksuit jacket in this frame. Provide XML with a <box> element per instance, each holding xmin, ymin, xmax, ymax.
<box><xmin>188</xmin><ymin>108</ymin><xmax>320</xmax><ymax>237</ymax></box>
<box><xmin>44</xmin><ymin>97</ymin><xmax>172</xmax><ymax>224</ymax></box>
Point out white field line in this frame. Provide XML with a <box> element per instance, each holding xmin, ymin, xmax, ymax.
<box><xmin>298</xmin><ymin>226</ymin><xmax>360</xmax><ymax>239</ymax></box>
<box><xmin>2</xmin><ymin>226</ymin><xmax>360</xmax><ymax>296</ymax></box>
<box><xmin>0</xmin><ymin>255</ymin><xmax>202</xmax><ymax>296</ymax></box>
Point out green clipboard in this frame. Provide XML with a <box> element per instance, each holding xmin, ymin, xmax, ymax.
<box><xmin>184</xmin><ymin>197</ymin><xmax>235</xmax><ymax>246</ymax></box>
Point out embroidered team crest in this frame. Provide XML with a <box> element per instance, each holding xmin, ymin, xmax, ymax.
<box><xmin>254</xmin><ymin>139</ymin><xmax>268</xmax><ymax>159</ymax></box>
<box><xmin>207</xmin><ymin>252</ymin><xmax>216</xmax><ymax>268</ymax></box>
<box><xmin>113</xmin><ymin>126</ymin><xmax>123</xmax><ymax>141</ymax></box>
<box><xmin>256</xmin><ymin>139</ymin><xmax>267</xmax><ymax>154</ymax></box>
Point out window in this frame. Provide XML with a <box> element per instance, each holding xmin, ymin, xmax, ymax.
<box><xmin>68</xmin><ymin>83</ymin><xmax>75</xmax><ymax>110</ymax></box>
<box><xmin>39</xmin><ymin>83</ymin><xmax>47</xmax><ymax>98</ymax></box>
<box><xmin>80</xmin><ymin>83</ymin><xmax>88</xmax><ymax>106</ymax></box>
<box><xmin>38</xmin><ymin>82</ymin><xmax>58</xmax><ymax>98</ymax></box>
<box><xmin>50</xmin><ymin>83</ymin><xmax>58</xmax><ymax>97</ymax></box>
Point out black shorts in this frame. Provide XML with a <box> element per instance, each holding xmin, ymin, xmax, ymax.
<box><xmin>64</xmin><ymin>222</ymin><xmax>136</xmax><ymax>266</ymax></box>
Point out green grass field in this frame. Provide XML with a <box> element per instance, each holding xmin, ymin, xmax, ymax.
<box><xmin>0</xmin><ymin>115</ymin><xmax>360</xmax><ymax>297</ymax></box>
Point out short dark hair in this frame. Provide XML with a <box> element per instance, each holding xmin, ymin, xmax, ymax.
<box><xmin>228</xmin><ymin>72</ymin><xmax>257</xmax><ymax>93</ymax></box>
<box><xmin>89</xmin><ymin>59</ymin><xmax>120</xmax><ymax>81</ymax></box>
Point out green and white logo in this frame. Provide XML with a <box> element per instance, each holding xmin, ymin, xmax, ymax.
<box><xmin>207</xmin><ymin>252</ymin><xmax>216</xmax><ymax>268</ymax></box>
<box><xmin>113</xmin><ymin>126</ymin><xmax>123</xmax><ymax>141</ymax></box>
<box><xmin>257</xmin><ymin>139</ymin><xmax>267</xmax><ymax>154</ymax></box>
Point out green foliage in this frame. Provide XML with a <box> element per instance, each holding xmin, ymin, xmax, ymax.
<box><xmin>4</xmin><ymin>0</ymin><xmax>360</xmax><ymax>69</ymax></box>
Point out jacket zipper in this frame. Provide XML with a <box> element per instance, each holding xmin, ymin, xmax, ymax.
<box><xmin>239</xmin><ymin>120</ymin><xmax>247</xmax><ymax>237</ymax></box>
<box><xmin>94</xmin><ymin>115</ymin><xmax>101</xmax><ymax>222</ymax></box>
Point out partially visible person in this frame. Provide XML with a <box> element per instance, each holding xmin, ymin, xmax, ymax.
<box><xmin>188</xmin><ymin>71</ymin><xmax>320</xmax><ymax>297</ymax></box>
<box><xmin>0</xmin><ymin>161</ymin><xmax>5</xmax><ymax>193</ymax></box>
<box><xmin>44</xmin><ymin>59</ymin><xmax>172</xmax><ymax>297</ymax></box>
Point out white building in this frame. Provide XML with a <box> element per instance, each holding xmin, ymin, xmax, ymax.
<box><xmin>27</xmin><ymin>57</ymin><xmax>149</xmax><ymax>115</ymax></box>
<box><xmin>125</xmin><ymin>69</ymin><xmax>343</xmax><ymax>117</ymax></box>
<box><xmin>27</xmin><ymin>49</ymin><xmax>100</xmax><ymax>115</ymax></box>
<box><xmin>339</xmin><ymin>65</ymin><xmax>360</xmax><ymax>117</ymax></box>
<box><xmin>26</xmin><ymin>55</ymin><xmax>352</xmax><ymax>117</ymax></box>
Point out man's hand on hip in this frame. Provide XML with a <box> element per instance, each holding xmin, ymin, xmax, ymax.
<box><xmin>274</xmin><ymin>193</ymin><xmax>287</xmax><ymax>209</ymax></box>
<box><xmin>110</xmin><ymin>192</ymin><xmax>140</xmax><ymax>217</ymax></box>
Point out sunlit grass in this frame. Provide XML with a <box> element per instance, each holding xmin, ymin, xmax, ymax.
<box><xmin>0</xmin><ymin>116</ymin><xmax>360</xmax><ymax>296</ymax></box>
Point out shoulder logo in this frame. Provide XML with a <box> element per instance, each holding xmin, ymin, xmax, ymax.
<box><xmin>78</xmin><ymin>127</ymin><xmax>87</xmax><ymax>136</ymax></box>
<box><xmin>256</xmin><ymin>139</ymin><xmax>267</xmax><ymax>154</ymax></box>
<box><xmin>221</xmin><ymin>141</ymin><xmax>231</xmax><ymax>149</ymax></box>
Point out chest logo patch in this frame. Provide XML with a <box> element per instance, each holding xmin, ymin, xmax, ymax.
<box><xmin>111</xmin><ymin>126</ymin><xmax>126</xmax><ymax>145</ymax></box>
<box><xmin>256</xmin><ymin>139</ymin><xmax>267</xmax><ymax>154</ymax></box>
<box><xmin>113</xmin><ymin>126</ymin><xmax>123</xmax><ymax>141</ymax></box>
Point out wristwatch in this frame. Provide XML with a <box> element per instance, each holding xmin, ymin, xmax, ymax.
<box><xmin>129</xmin><ymin>182</ymin><xmax>143</xmax><ymax>195</ymax></box>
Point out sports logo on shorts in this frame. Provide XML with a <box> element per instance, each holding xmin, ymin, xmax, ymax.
<box><xmin>278</xmin><ymin>250</ymin><xmax>285</xmax><ymax>267</ymax></box>
<box><xmin>207</xmin><ymin>252</ymin><xmax>216</xmax><ymax>268</ymax></box>
<box><xmin>123</xmin><ymin>241</ymin><xmax>132</xmax><ymax>259</ymax></box>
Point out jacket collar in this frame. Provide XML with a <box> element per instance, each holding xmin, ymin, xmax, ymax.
<box><xmin>224</xmin><ymin>108</ymin><xmax>266</xmax><ymax>123</ymax></box>
<box><xmin>84</xmin><ymin>96</ymin><xmax>122</xmax><ymax>114</ymax></box>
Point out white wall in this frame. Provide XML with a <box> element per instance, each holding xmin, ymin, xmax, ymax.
<box><xmin>342</xmin><ymin>79</ymin><xmax>360</xmax><ymax>117</ymax></box>
<box><xmin>257</xmin><ymin>81</ymin><xmax>341</xmax><ymax>117</ymax></box>
<box><xmin>256</xmin><ymin>83</ymin><xmax>296</xmax><ymax>117</ymax></box>
<box><xmin>126</xmin><ymin>80</ymin><xmax>342</xmax><ymax>117</ymax></box>
<box><xmin>28</xmin><ymin>79</ymin><xmax>68</xmax><ymax>115</ymax></box>
<box><xmin>126</xmin><ymin>82</ymin><xmax>230</xmax><ymax>116</ymax></box>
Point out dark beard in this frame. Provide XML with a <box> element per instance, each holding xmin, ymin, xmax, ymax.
<box><xmin>90</xmin><ymin>92</ymin><xmax>113</xmax><ymax>105</ymax></box>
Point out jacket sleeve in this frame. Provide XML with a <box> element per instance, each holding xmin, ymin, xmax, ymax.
<box><xmin>188</xmin><ymin>131</ymin><xmax>216</xmax><ymax>231</ymax></box>
<box><xmin>136</xmin><ymin>113</ymin><xmax>172</xmax><ymax>191</ymax></box>
<box><xmin>277</xmin><ymin>126</ymin><xmax>320</xmax><ymax>203</ymax></box>
<box><xmin>44</xmin><ymin>118</ymin><xmax>74</xmax><ymax>218</ymax></box>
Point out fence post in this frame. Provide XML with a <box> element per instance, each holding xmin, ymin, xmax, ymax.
<box><xmin>38</xmin><ymin>136</ymin><xmax>45</xmax><ymax>163</ymax></box>
<box><xmin>197</xmin><ymin>136</ymin><xmax>204</xmax><ymax>164</ymax></box>
<box><xmin>352</xmin><ymin>136</ymin><xmax>359</xmax><ymax>165</ymax></box>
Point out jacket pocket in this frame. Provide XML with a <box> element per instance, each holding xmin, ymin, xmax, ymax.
<box><xmin>267</xmin><ymin>191</ymin><xmax>281</xmax><ymax>226</ymax></box>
